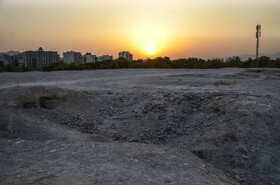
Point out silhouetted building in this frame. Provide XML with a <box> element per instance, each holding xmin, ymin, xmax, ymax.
<box><xmin>98</xmin><ymin>55</ymin><xmax>113</xmax><ymax>62</ymax></box>
<box><xmin>17</xmin><ymin>53</ymin><xmax>25</xmax><ymax>67</ymax></box>
<box><xmin>63</xmin><ymin>51</ymin><xmax>82</xmax><ymax>65</ymax></box>
<box><xmin>4</xmin><ymin>55</ymin><xmax>16</xmax><ymax>66</ymax></box>
<box><xmin>119</xmin><ymin>51</ymin><xmax>133</xmax><ymax>61</ymax></box>
<box><xmin>82</xmin><ymin>52</ymin><xmax>97</xmax><ymax>64</ymax></box>
<box><xmin>0</xmin><ymin>54</ymin><xmax>9</xmax><ymax>66</ymax></box>
<box><xmin>23</xmin><ymin>47</ymin><xmax>59</xmax><ymax>69</ymax></box>
<box><xmin>23</xmin><ymin>51</ymin><xmax>36</xmax><ymax>68</ymax></box>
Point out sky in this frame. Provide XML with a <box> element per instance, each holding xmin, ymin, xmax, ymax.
<box><xmin>0</xmin><ymin>0</ymin><xmax>279</xmax><ymax>59</ymax></box>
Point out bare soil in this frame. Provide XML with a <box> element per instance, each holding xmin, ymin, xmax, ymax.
<box><xmin>1</xmin><ymin>68</ymin><xmax>280</xmax><ymax>184</ymax></box>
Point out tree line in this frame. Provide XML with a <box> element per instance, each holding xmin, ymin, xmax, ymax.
<box><xmin>0</xmin><ymin>56</ymin><xmax>279</xmax><ymax>72</ymax></box>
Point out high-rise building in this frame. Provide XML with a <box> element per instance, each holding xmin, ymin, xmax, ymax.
<box><xmin>119</xmin><ymin>51</ymin><xmax>133</xmax><ymax>61</ymax></box>
<box><xmin>17</xmin><ymin>53</ymin><xmax>25</xmax><ymax>67</ymax></box>
<box><xmin>23</xmin><ymin>51</ymin><xmax>36</xmax><ymax>68</ymax></box>
<box><xmin>63</xmin><ymin>51</ymin><xmax>82</xmax><ymax>65</ymax></box>
<box><xmin>6</xmin><ymin>55</ymin><xmax>15</xmax><ymax>66</ymax></box>
<box><xmin>0</xmin><ymin>51</ymin><xmax>20</xmax><ymax>66</ymax></box>
<box><xmin>0</xmin><ymin>54</ymin><xmax>9</xmax><ymax>66</ymax></box>
<box><xmin>97</xmin><ymin>55</ymin><xmax>113</xmax><ymax>62</ymax></box>
<box><xmin>82</xmin><ymin>52</ymin><xmax>97</xmax><ymax>64</ymax></box>
<box><xmin>23</xmin><ymin>47</ymin><xmax>59</xmax><ymax>69</ymax></box>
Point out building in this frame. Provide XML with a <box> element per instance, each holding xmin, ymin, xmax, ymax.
<box><xmin>0</xmin><ymin>54</ymin><xmax>9</xmax><ymax>66</ymax></box>
<box><xmin>0</xmin><ymin>51</ymin><xmax>20</xmax><ymax>66</ymax></box>
<box><xmin>0</xmin><ymin>54</ymin><xmax>15</xmax><ymax>66</ymax></box>
<box><xmin>23</xmin><ymin>47</ymin><xmax>59</xmax><ymax>69</ymax></box>
<box><xmin>119</xmin><ymin>51</ymin><xmax>133</xmax><ymax>61</ymax></box>
<box><xmin>82</xmin><ymin>52</ymin><xmax>97</xmax><ymax>64</ymax></box>
<box><xmin>98</xmin><ymin>55</ymin><xmax>113</xmax><ymax>62</ymax></box>
<box><xmin>4</xmin><ymin>55</ymin><xmax>16</xmax><ymax>66</ymax></box>
<box><xmin>63</xmin><ymin>51</ymin><xmax>82</xmax><ymax>65</ymax></box>
<box><xmin>23</xmin><ymin>51</ymin><xmax>36</xmax><ymax>68</ymax></box>
<box><xmin>17</xmin><ymin>53</ymin><xmax>25</xmax><ymax>67</ymax></box>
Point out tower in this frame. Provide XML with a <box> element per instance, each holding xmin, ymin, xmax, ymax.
<box><xmin>256</xmin><ymin>24</ymin><xmax>261</xmax><ymax>67</ymax></box>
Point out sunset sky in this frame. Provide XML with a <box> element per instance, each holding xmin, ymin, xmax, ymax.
<box><xmin>0</xmin><ymin>0</ymin><xmax>279</xmax><ymax>59</ymax></box>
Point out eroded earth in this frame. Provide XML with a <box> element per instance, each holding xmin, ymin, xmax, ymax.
<box><xmin>1</xmin><ymin>68</ymin><xmax>280</xmax><ymax>184</ymax></box>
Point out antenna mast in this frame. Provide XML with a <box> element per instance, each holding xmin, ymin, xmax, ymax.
<box><xmin>256</xmin><ymin>24</ymin><xmax>261</xmax><ymax>67</ymax></box>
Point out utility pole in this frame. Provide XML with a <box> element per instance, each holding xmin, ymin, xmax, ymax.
<box><xmin>256</xmin><ymin>24</ymin><xmax>261</xmax><ymax>68</ymax></box>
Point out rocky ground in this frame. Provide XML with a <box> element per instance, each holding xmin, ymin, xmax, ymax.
<box><xmin>1</xmin><ymin>68</ymin><xmax>280</xmax><ymax>184</ymax></box>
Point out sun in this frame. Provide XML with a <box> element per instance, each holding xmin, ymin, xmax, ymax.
<box><xmin>148</xmin><ymin>47</ymin><xmax>154</xmax><ymax>55</ymax></box>
<box><xmin>132</xmin><ymin>22</ymin><xmax>168</xmax><ymax>58</ymax></box>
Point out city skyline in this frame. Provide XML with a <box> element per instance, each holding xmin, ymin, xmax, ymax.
<box><xmin>0</xmin><ymin>0</ymin><xmax>279</xmax><ymax>59</ymax></box>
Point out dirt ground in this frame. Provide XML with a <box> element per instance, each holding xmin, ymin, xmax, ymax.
<box><xmin>1</xmin><ymin>68</ymin><xmax>280</xmax><ymax>184</ymax></box>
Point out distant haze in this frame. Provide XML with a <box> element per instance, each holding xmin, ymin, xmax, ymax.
<box><xmin>0</xmin><ymin>0</ymin><xmax>279</xmax><ymax>59</ymax></box>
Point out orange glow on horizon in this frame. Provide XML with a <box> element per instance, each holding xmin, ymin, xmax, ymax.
<box><xmin>0</xmin><ymin>0</ymin><xmax>279</xmax><ymax>59</ymax></box>
<box><xmin>130</xmin><ymin>22</ymin><xmax>169</xmax><ymax>58</ymax></box>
